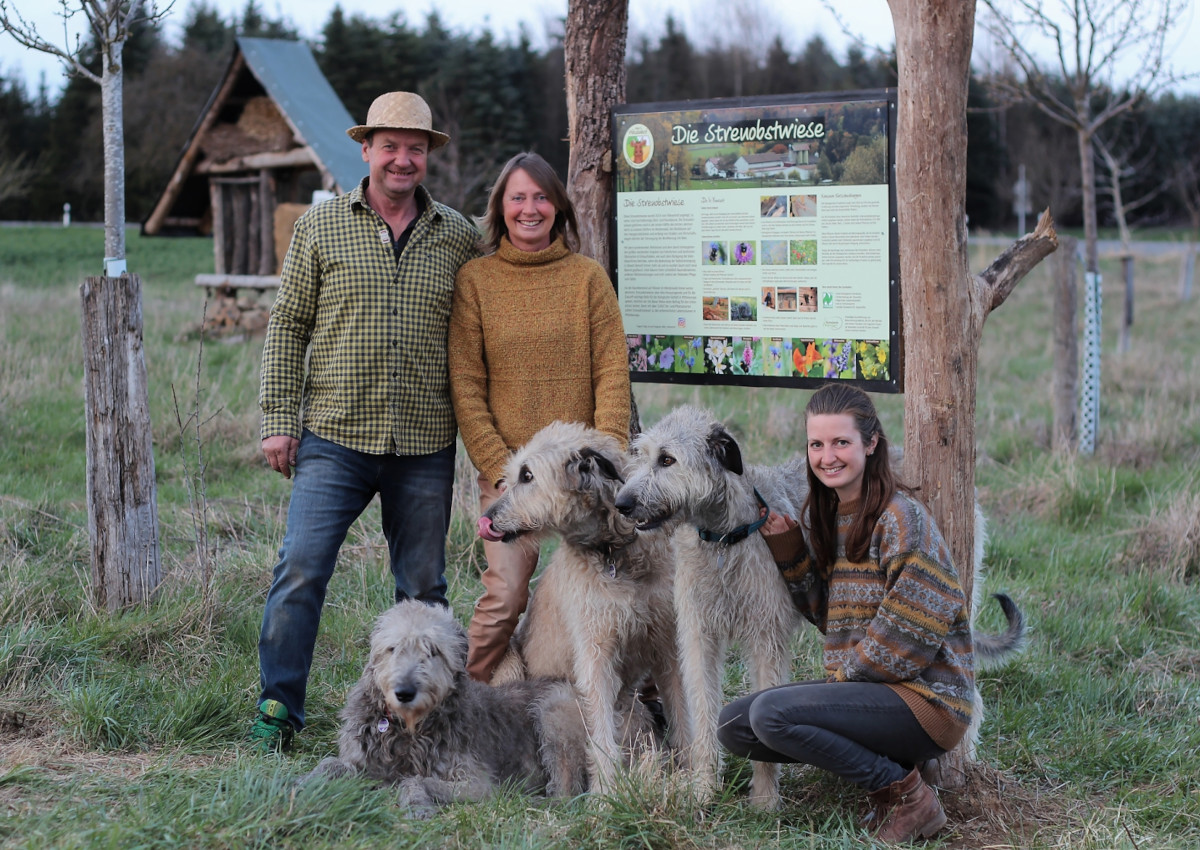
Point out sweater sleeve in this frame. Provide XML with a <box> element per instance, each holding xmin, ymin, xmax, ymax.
<box><xmin>764</xmin><ymin>524</ymin><xmax>827</xmax><ymax>631</ymax></box>
<box><xmin>448</xmin><ymin>262</ymin><xmax>511</xmax><ymax>486</ymax></box>
<box><xmin>837</xmin><ymin>495</ymin><xmax>964</xmax><ymax>684</ymax></box>
<box><xmin>587</xmin><ymin>267</ymin><xmax>632</xmax><ymax>447</ymax></box>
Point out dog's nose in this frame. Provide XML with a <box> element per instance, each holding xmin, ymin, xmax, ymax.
<box><xmin>614</xmin><ymin>494</ymin><xmax>635</xmax><ymax>516</ymax></box>
<box><xmin>394</xmin><ymin>686</ymin><xmax>417</xmax><ymax>704</ymax></box>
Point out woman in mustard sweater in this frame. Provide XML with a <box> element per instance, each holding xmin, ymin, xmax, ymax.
<box><xmin>718</xmin><ymin>384</ymin><xmax>974</xmax><ymax>844</ymax></box>
<box><xmin>448</xmin><ymin>152</ymin><xmax>631</xmax><ymax>683</ymax></box>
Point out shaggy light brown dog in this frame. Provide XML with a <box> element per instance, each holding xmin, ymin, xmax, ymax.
<box><xmin>480</xmin><ymin>421</ymin><xmax>682</xmax><ymax>794</ymax></box>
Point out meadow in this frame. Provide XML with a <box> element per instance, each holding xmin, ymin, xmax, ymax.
<box><xmin>0</xmin><ymin>225</ymin><xmax>1197</xmax><ymax>849</ymax></box>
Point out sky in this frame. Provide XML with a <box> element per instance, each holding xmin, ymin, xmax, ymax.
<box><xmin>3</xmin><ymin>0</ymin><xmax>1198</xmax><ymax>98</ymax></box>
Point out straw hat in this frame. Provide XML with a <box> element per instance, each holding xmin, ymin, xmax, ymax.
<box><xmin>346</xmin><ymin>92</ymin><xmax>450</xmax><ymax>149</ymax></box>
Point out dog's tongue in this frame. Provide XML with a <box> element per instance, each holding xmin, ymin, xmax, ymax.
<box><xmin>477</xmin><ymin>516</ymin><xmax>505</xmax><ymax>542</ymax></box>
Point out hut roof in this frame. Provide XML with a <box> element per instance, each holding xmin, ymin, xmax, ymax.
<box><xmin>142</xmin><ymin>37</ymin><xmax>366</xmax><ymax>236</ymax></box>
<box><xmin>236</xmin><ymin>37</ymin><xmax>364</xmax><ymax>192</ymax></box>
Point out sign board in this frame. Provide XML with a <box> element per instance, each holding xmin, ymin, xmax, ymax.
<box><xmin>612</xmin><ymin>90</ymin><xmax>900</xmax><ymax>392</ymax></box>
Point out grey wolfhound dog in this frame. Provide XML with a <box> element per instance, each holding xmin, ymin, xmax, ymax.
<box><xmin>479</xmin><ymin>421</ymin><xmax>681</xmax><ymax>793</ymax></box>
<box><xmin>300</xmin><ymin>600</ymin><xmax>591</xmax><ymax>814</ymax></box>
<box><xmin>615</xmin><ymin>405</ymin><xmax>809</xmax><ymax>808</ymax></box>
<box><xmin>614</xmin><ymin>405</ymin><xmax>1026</xmax><ymax>809</ymax></box>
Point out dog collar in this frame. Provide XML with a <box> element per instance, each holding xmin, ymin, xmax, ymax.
<box><xmin>697</xmin><ymin>488</ymin><xmax>769</xmax><ymax>546</ymax></box>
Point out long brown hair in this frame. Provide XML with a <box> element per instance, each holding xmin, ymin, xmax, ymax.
<box><xmin>480</xmin><ymin>152</ymin><xmax>579</xmax><ymax>253</ymax></box>
<box><xmin>802</xmin><ymin>383</ymin><xmax>897</xmax><ymax>574</ymax></box>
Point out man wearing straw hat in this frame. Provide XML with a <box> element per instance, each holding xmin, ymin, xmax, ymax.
<box><xmin>248</xmin><ymin>92</ymin><xmax>480</xmax><ymax>752</ymax></box>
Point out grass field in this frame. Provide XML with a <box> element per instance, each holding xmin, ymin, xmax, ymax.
<box><xmin>0</xmin><ymin>225</ymin><xmax>1198</xmax><ymax>849</ymax></box>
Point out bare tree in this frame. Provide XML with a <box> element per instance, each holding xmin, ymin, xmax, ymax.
<box><xmin>976</xmin><ymin>0</ymin><xmax>1190</xmax><ymax>281</ymax></box>
<box><xmin>888</xmin><ymin>0</ymin><xmax>1058</xmax><ymax>789</ymax></box>
<box><xmin>1</xmin><ymin>0</ymin><xmax>164</xmax><ymax>260</ymax></box>
<box><xmin>2</xmin><ymin>0</ymin><xmax>166</xmax><ymax>610</ymax></box>
<box><xmin>1095</xmin><ymin>128</ymin><xmax>1162</xmax><ymax>351</ymax></box>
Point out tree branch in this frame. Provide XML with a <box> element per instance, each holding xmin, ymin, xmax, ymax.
<box><xmin>977</xmin><ymin>208</ymin><xmax>1059</xmax><ymax>321</ymax></box>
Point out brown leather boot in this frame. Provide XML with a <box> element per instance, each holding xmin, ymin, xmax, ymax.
<box><xmin>867</xmin><ymin>767</ymin><xmax>947</xmax><ymax>843</ymax></box>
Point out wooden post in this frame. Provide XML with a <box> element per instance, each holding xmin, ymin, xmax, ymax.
<box><xmin>1118</xmin><ymin>254</ymin><xmax>1134</xmax><ymax>353</ymax></box>
<box><xmin>1052</xmin><ymin>236</ymin><xmax>1080</xmax><ymax>453</ymax></box>
<box><xmin>81</xmin><ymin>274</ymin><xmax>162</xmax><ymax>611</ymax></box>
<box><xmin>1182</xmin><ymin>244</ymin><xmax>1195</xmax><ymax>301</ymax></box>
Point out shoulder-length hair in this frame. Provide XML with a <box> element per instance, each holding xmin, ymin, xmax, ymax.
<box><xmin>802</xmin><ymin>383</ymin><xmax>897</xmax><ymax>574</ymax></box>
<box><xmin>479</xmin><ymin>152</ymin><xmax>579</xmax><ymax>254</ymax></box>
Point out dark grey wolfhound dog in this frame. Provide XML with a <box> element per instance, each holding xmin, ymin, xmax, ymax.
<box><xmin>300</xmin><ymin>600</ymin><xmax>593</xmax><ymax>815</ymax></box>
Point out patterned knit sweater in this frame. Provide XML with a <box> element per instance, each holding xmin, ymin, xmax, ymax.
<box><xmin>448</xmin><ymin>236</ymin><xmax>631</xmax><ymax>486</ymax></box>
<box><xmin>763</xmin><ymin>490</ymin><xmax>975</xmax><ymax>750</ymax></box>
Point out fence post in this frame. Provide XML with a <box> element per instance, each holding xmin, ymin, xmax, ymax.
<box><xmin>1052</xmin><ymin>235</ymin><xmax>1079</xmax><ymax>453</ymax></box>
<box><xmin>1080</xmin><ymin>266</ymin><xmax>1102</xmax><ymax>455</ymax></box>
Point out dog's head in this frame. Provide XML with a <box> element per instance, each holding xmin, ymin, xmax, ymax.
<box><xmin>615</xmin><ymin>406</ymin><xmax>744</xmax><ymax>529</ymax></box>
<box><xmin>365</xmin><ymin>600</ymin><xmax>466</xmax><ymax>732</ymax></box>
<box><xmin>480</xmin><ymin>421</ymin><xmax>630</xmax><ymax>545</ymax></box>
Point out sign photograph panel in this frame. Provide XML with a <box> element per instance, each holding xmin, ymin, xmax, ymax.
<box><xmin>612</xmin><ymin>90</ymin><xmax>900</xmax><ymax>392</ymax></box>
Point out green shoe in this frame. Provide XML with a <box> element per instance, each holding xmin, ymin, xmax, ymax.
<box><xmin>247</xmin><ymin>699</ymin><xmax>293</xmax><ymax>753</ymax></box>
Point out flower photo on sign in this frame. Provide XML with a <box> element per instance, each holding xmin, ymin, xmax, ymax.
<box><xmin>856</xmin><ymin>340</ymin><xmax>890</xmax><ymax>380</ymax></box>
<box><xmin>819</xmin><ymin>339</ymin><xmax>856</xmax><ymax>379</ymax></box>
<box><xmin>705</xmin><ymin>337</ymin><xmax>732</xmax><ymax>374</ymax></box>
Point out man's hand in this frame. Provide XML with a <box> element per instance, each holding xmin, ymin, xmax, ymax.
<box><xmin>262</xmin><ymin>435</ymin><xmax>300</xmax><ymax>479</ymax></box>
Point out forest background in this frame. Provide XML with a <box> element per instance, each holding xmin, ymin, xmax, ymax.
<box><xmin>2</xmin><ymin>0</ymin><xmax>1200</xmax><ymax>233</ymax></box>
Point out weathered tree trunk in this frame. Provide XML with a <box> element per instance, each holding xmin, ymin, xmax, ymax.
<box><xmin>890</xmin><ymin>0</ymin><xmax>979</xmax><ymax>612</ymax></box>
<box><xmin>81</xmin><ymin>274</ymin><xmax>161</xmax><ymax>611</ymax></box>
<box><xmin>1053</xmin><ymin>235</ymin><xmax>1080</xmax><ymax>453</ymax></box>
<box><xmin>564</xmin><ymin>0</ymin><xmax>629</xmax><ymax>272</ymax></box>
<box><xmin>889</xmin><ymin>0</ymin><xmax>1057</xmax><ymax>789</ymax></box>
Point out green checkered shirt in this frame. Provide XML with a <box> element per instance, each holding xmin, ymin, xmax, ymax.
<box><xmin>259</xmin><ymin>180</ymin><xmax>480</xmax><ymax>455</ymax></box>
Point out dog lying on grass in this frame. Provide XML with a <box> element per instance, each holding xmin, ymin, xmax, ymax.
<box><xmin>300</xmin><ymin>600</ymin><xmax>592</xmax><ymax>815</ymax></box>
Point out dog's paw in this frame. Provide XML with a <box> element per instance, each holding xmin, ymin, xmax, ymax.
<box><xmin>397</xmin><ymin>776</ymin><xmax>438</xmax><ymax>817</ymax></box>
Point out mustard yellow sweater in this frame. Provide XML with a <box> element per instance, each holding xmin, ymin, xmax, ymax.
<box><xmin>448</xmin><ymin>236</ymin><xmax>631</xmax><ymax>486</ymax></box>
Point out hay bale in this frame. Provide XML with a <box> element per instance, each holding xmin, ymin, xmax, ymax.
<box><xmin>238</xmin><ymin>96</ymin><xmax>293</xmax><ymax>149</ymax></box>
<box><xmin>200</xmin><ymin>97</ymin><xmax>295</xmax><ymax>162</ymax></box>
<box><xmin>274</xmin><ymin>203</ymin><xmax>309</xmax><ymax>272</ymax></box>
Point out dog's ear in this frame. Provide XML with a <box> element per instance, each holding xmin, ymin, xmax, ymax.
<box><xmin>707</xmin><ymin>424</ymin><xmax>744</xmax><ymax>475</ymax></box>
<box><xmin>577</xmin><ymin>447</ymin><xmax>624</xmax><ymax>483</ymax></box>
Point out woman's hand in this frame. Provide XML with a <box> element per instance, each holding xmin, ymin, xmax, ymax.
<box><xmin>761</xmin><ymin>511</ymin><xmax>797</xmax><ymax>536</ymax></box>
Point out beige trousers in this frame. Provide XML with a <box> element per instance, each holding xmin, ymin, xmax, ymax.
<box><xmin>465</xmin><ymin>474</ymin><xmax>539</xmax><ymax>682</ymax></box>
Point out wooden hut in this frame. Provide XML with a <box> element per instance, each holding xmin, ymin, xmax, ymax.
<box><xmin>142</xmin><ymin>37</ymin><xmax>366</xmax><ymax>290</ymax></box>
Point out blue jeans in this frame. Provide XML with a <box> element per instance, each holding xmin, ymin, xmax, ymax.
<box><xmin>717</xmin><ymin>680</ymin><xmax>946</xmax><ymax>792</ymax></box>
<box><xmin>258</xmin><ymin>430</ymin><xmax>455</xmax><ymax>729</ymax></box>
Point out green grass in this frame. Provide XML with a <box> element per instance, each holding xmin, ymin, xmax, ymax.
<box><xmin>1</xmin><ymin>226</ymin><xmax>1199</xmax><ymax>848</ymax></box>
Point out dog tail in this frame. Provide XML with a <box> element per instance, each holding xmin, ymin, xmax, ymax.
<box><xmin>974</xmin><ymin>593</ymin><xmax>1028</xmax><ymax>668</ymax></box>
